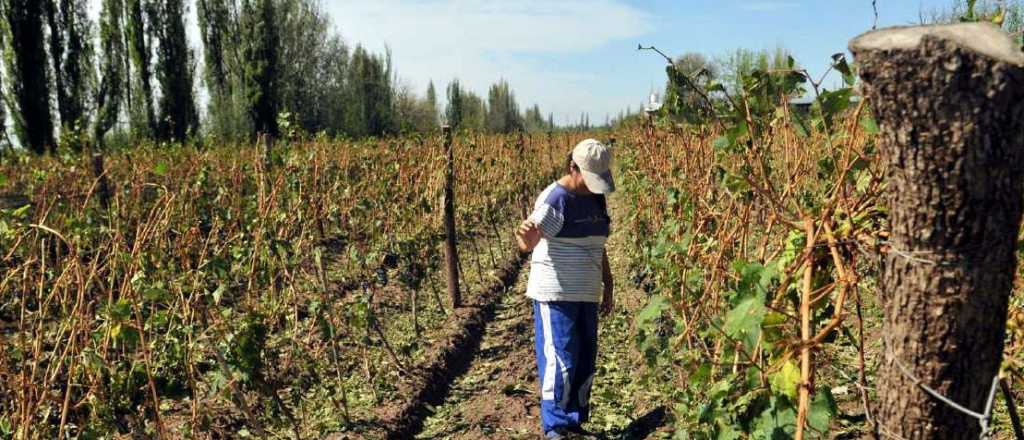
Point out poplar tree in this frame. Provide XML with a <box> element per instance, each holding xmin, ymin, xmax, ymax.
<box><xmin>197</xmin><ymin>0</ymin><xmax>230</xmax><ymax>98</ymax></box>
<box><xmin>345</xmin><ymin>46</ymin><xmax>393</xmax><ymax>137</ymax></box>
<box><xmin>125</xmin><ymin>0</ymin><xmax>156</xmax><ymax>137</ymax></box>
<box><xmin>3</xmin><ymin>0</ymin><xmax>56</xmax><ymax>154</ymax></box>
<box><xmin>0</xmin><ymin>28</ymin><xmax>7</xmax><ymax>153</ymax></box>
<box><xmin>524</xmin><ymin>104</ymin><xmax>548</xmax><ymax>132</ymax></box>
<box><xmin>486</xmin><ymin>79</ymin><xmax>522</xmax><ymax>134</ymax></box>
<box><xmin>460</xmin><ymin>89</ymin><xmax>486</xmax><ymax>132</ymax></box>
<box><xmin>426</xmin><ymin>80</ymin><xmax>438</xmax><ymax>127</ymax></box>
<box><xmin>277</xmin><ymin>0</ymin><xmax>328</xmax><ymax>132</ymax></box>
<box><xmin>46</xmin><ymin>0</ymin><xmax>92</xmax><ymax>145</ymax></box>
<box><xmin>445</xmin><ymin>79</ymin><xmax>463</xmax><ymax>130</ymax></box>
<box><xmin>197</xmin><ymin>0</ymin><xmax>231</xmax><ymax>136</ymax></box>
<box><xmin>93</xmin><ymin>0</ymin><xmax>125</xmax><ymax>147</ymax></box>
<box><xmin>241</xmin><ymin>0</ymin><xmax>279</xmax><ymax>137</ymax></box>
<box><xmin>152</xmin><ymin>0</ymin><xmax>199</xmax><ymax>142</ymax></box>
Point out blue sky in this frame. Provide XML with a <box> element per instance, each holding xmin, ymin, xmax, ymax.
<box><xmin>83</xmin><ymin>0</ymin><xmax>960</xmax><ymax>126</ymax></box>
<box><xmin>324</xmin><ymin>0</ymin><xmax>959</xmax><ymax>125</ymax></box>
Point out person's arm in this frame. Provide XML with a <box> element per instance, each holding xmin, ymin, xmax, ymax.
<box><xmin>601</xmin><ymin>249</ymin><xmax>614</xmax><ymax>315</ymax></box>
<box><xmin>518</xmin><ymin>198</ymin><xmax>563</xmax><ymax>253</ymax></box>
<box><xmin>515</xmin><ymin>220</ymin><xmax>541</xmax><ymax>252</ymax></box>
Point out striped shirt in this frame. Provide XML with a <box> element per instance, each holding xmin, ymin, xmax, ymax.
<box><xmin>525</xmin><ymin>182</ymin><xmax>610</xmax><ymax>303</ymax></box>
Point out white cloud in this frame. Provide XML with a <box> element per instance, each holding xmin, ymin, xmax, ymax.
<box><xmin>322</xmin><ymin>0</ymin><xmax>654</xmax><ymax>123</ymax></box>
<box><xmin>739</xmin><ymin>1</ymin><xmax>799</xmax><ymax>12</ymax></box>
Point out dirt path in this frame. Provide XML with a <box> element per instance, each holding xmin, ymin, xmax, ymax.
<box><xmin>415</xmin><ymin>196</ymin><xmax>669</xmax><ymax>439</ymax></box>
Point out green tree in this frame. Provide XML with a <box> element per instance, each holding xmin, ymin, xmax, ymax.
<box><xmin>241</xmin><ymin>0</ymin><xmax>279</xmax><ymax>137</ymax></box>
<box><xmin>425</xmin><ymin>80</ymin><xmax>438</xmax><ymax>128</ymax></box>
<box><xmin>197</xmin><ymin>0</ymin><xmax>230</xmax><ymax>102</ymax></box>
<box><xmin>445</xmin><ymin>80</ymin><xmax>486</xmax><ymax>132</ymax></box>
<box><xmin>461</xmin><ymin>89</ymin><xmax>486</xmax><ymax>132</ymax></box>
<box><xmin>198</xmin><ymin>0</ymin><xmax>251</xmax><ymax>140</ymax></box>
<box><xmin>523</xmin><ymin>103</ymin><xmax>549</xmax><ymax>132</ymax></box>
<box><xmin>315</xmin><ymin>36</ymin><xmax>350</xmax><ymax>135</ymax></box>
<box><xmin>0</xmin><ymin>27</ymin><xmax>7</xmax><ymax>153</ymax></box>
<box><xmin>393</xmin><ymin>82</ymin><xmax>435</xmax><ymax>133</ymax></box>
<box><xmin>717</xmin><ymin>46</ymin><xmax>793</xmax><ymax>95</ymax></box>
<box><xmin>3</xmin><ymin>0</ymin><xmax>56</xmax><ymax>154</ymax></box>
<box><xmin>277</xmin><ymin>0</ymin><xmax>331</xmax><ymax>133</ymax></box>
<box><xmin>152</xmin><ymin>0</ymin><xmax>199</xmax><ymax>142</ymax></box>
<box><xmin>93</xmin><ymin>0</ymin><xmax>125</xmax><ymax>148</ymax></box>
<box><xmin>45</xmin><ymin>0</ymin><xmax>93</xmax><ymax>146</ymax></box>
<box><xmin>485</xmin><ymin>79</ymin><xmax>522</xmax><ymax>133</ymax></box>
<box><xmin>344</xmin><ymin>45</ymin><xmax>393</xmax><ymax>137</ymax></box>
<box><xmin>445</xmin><ymin>79</ymin><xmax>463</xmax><ymax>130</ymax></box>
<box><xmin>125</xmin><ymin>0</ymin><xmax>156</xmax><ymax>138</ymax></box>
<box><xmin>663</xmin><ymin>52</ymin><xmax>716</xmax><ymax>122</ymax></box>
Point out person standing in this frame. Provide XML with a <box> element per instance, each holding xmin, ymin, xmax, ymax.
<box><xmin>515</xmin><ymin>139</ymin><xmax>615</xmax><ymax>439</ymax></box>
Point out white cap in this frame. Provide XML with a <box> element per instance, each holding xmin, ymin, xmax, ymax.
<box><xmin>572</xmin><ymin>139</ymin><xmax>615</xmax><ymax>194</ymax></box>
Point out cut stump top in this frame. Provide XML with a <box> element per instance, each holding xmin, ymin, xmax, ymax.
<box><xmin>850</xmin><ymin>22</ymin><xmax>1024</xmax><ymax>65</ymax></box>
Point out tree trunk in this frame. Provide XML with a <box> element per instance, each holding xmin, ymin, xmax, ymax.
<box><xmin>7</xmin><ymin>0</ymin><xmax>57</xmax><ymax>154</ymax></box>
<box><xmin>442</xmin><ymin>125</ymin><xmax>461</xmax><ymax>308</ymax></box>
<box><xmin>850</xmin><ymin>23</ymin><xmax>1024</xmax><ymax>439</ymax></box>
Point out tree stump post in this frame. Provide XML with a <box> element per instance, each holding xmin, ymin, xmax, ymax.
<box><xmin>442</xmin><ymin>125</ymin><xmax>462</xmax><ymax>308</ymax></box>
<box><xmin>850</xmin><ymin>23</ymin><xmax>1024</xmax><ymax>439</ymax></box>
<box><xmin>92</xmin><ymin>152</ymin><xmax>111</xmax><ymax>210</ymax></box>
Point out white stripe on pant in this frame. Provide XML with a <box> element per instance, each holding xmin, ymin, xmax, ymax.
<box><xmin>539</xmin><ymin>302</ymin><xmax>572</xmax><ymax>405</ymax></box>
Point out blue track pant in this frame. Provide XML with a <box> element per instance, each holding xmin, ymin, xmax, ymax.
<box><xmin>533</xmin><ymin>300</ymin><xmax>599</xmax><ymax>434</ymax></box>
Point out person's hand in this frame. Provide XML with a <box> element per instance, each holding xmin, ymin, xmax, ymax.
<box><xmin>515</xmin><ymin>219</ymin><xmax>541</xmax><ymax>252</ymax></box>
<box><xmin>600</xmin><ymin>282</ymin><xmax>614</xmax><ymax>316</ymax></box>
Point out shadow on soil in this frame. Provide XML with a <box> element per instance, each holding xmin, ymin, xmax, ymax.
<box><xmin>614</xmin><ymin>406</ymin><xmax>667</xmax><ymax>440</ymax></box>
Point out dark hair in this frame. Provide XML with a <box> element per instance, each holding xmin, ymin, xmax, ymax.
<box><xmin>567</xmin><ymin>153</ymin><xmax>578</xmax><ymax>173</ymax></box>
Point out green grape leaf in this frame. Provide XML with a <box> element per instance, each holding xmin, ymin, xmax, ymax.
<box><xmin>723</xmin><ymin>295</ymin><xmax>766</xmax><ymax>353</ymax></box>
<box><xmin>637</xmin><ymin>295</ymin><xmax>669</xmax><ymax>329</ymax></box>
<box><xmin>807</xmin><ymin>388</ymin><xmax>837</xmax><ymax>433</ymax></box>
<box><xmin>860</xmin><ymin>115</ymin><xmax>880</xmax><ymax>134</ymax></box>
<box><xmin>770</xmin><ymin>360</ymin><xmax>800</xmax><ymax>400</ymax></box>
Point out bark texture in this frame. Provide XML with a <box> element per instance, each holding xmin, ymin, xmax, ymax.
<box><xmin>850</xmin><ymin>23</ymin><xmax>1024</xmax><ymax>439</ymax></box>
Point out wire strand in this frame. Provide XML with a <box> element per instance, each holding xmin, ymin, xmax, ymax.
<box><xmin>884</xmin><ymin>340</ymin><xmax>1001</xmax><ymax>439</ymax></box>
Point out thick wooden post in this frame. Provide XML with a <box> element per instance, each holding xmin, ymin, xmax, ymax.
<box><xmin>261</xmin><ymin>133</ymin><xmax>273</xmax><ymax>170</ymax></box>
<box><xmin>442</xmin><ymin>126</ymin><xmax>462</xmax><ymax>308</ymax></box>
<box><xmin>851</xmin><ymin>23</ymin><xmax>1024</xmax><ymax>439</ymax></box>
<box><xmin>92</xmin><ymin>152</ymin><xmax>111</xmax><ymax>210</ymax></box>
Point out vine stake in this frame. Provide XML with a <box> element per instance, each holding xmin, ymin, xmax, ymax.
<box><xmin>442</xmin><ymin>125</ymin><xmax>462</xmax><ymax>308</ymax></box>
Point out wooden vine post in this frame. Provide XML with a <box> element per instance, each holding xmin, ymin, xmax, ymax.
<box><xmin>850</xmin><ymin>23</ymin><xmax>1024</xmax><ymax>438</ymax></box>
<box><xmin>442</xmin><ymin>125</ymin><xmax>462</xmax><ymax>308</ymax></box>
<box><xmin>547</xmin><ymin>131</ymin><xmax>554</xmax><ymax>172</ymax></box>
<box><xmin>92</xmin><ymin>151</ymin><xmax>111</xmax><ymax>210</ymax></box>
<box><xmin>261</xmin><ymin>133</ymin><xmax>273</xmax><ymax>186</ymax></box>
<box><xmin>795</xmin><ymin>218</ymin><xmax>816</xmax><ymax>440</ymax></box>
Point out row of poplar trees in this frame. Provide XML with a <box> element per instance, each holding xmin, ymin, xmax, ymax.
<box><xmin>0</xmin><ymin>0</ymin><xmax>408</xmax><ymax>155</ymax></box>
<box><xmin>444</xmin><ymin>78</ymin><xmax>554</xmax><ymax>134</ymax></box>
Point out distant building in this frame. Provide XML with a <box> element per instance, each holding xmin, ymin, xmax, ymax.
<box><xmin>788</xmin><ymin>95</ymin><xmax>861</xmax><ymax>114</ymax></box>
<box><xmin>644</xmin><ymin>92</ymin><xmax>662</xmax><ymax>116</ymax></box>
<box><xmin>789</xmin><ymin>96</ymin><xmax>815</xmax><ymax>114</ymax></box>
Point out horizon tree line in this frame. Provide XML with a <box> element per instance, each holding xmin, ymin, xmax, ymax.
<box><xmin>0</xmin><ymin>0</ymin><xmax>558</xmax><ymax>156</ymax></box>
